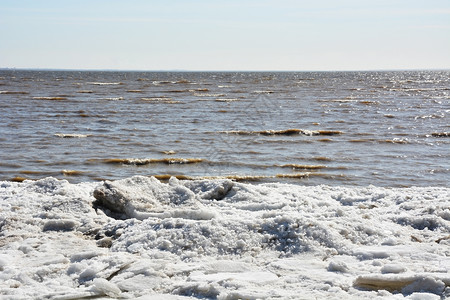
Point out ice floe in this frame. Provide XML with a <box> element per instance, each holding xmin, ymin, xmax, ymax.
<box><xmin>0</xmin><ymin>176</ymin><xmax>449</xmax><ymax>299</ymax></box>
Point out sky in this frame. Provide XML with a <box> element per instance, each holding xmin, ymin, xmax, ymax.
<box><xmin>1</xmin><ymin>0</ymin><xmax>450</xmax><ymax>71</ymax></box>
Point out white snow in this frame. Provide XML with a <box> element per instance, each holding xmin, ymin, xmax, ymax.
<box><xmin>1</xmin><ymin>176</ymin><xmax>449</xmax><ymax>299</ymax></box>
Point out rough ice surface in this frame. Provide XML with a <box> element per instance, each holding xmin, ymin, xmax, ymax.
<box><xmin>1</xmin><ymin>176</ymin><xmax>449</xmax><ymax>299</ymax></box>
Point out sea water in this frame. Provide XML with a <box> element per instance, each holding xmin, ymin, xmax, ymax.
<box><xmin>0</xmin><ymin>70</ymin><xmax>449</xmax><ymax>186</ymax></box>
<box><xmin>0</xmin><ymin>70</ymin><xmax>449</xmax><ymax>299</ymax></box>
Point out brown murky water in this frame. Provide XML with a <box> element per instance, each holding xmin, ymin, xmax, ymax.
<box><xmin>1</xmin><ymin>70</ymin><xmax>448</xmax><ymax>186</ymax></box>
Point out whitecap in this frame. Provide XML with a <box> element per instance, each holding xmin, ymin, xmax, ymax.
<box><xmin>54</xmin><ymin>133</ymin><xmax>90</xmax><ymax>138</ymax></box>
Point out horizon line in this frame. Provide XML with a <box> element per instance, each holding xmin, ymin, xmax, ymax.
<box><xmin>1</xmin><ymin>67</ymin><xmax>449</xmax><ymax>73</ymax></box>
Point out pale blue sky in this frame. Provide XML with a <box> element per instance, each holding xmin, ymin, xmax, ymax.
<box><xmin>1</xmin><ymin>0</ymin><xmax>449</xmax><ymax>71</ymax></box>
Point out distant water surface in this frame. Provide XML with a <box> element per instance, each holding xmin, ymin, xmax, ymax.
<box><xmin>0</xmin><ymin>70</ymin><xmax>448</xmax><ymax>187</ymax></box>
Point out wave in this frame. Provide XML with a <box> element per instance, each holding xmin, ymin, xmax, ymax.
<box><xmin>141</xmin><ymin>97</ymin><xmax>173</xmax><ymax>101</ymax></box>
<box><xmin>97</xmin><ymin>158</ymin><xmax>332</xmax><ymax>172</ymax></box>
<box><xmin>390</xmin><ymin>87</ymin><xmax>450</xmax><ymax>92</ymax></box>
<box><xmin>54</xmin><ymin>133</ymin><xmax>90</xmax><ymax>138</ymax></box>
<box><xmin>314</xmin><ymin>156</ymin><xmax>333</xmax><ymax>162</ymax></box>
<box><xmin>162</xmin><ymin>150</ymin><xmax>177</xmax><ymax>155</ymax></box>
<box><xmin>9</xmin><ymin>176</ymin><xmax>27</xmax><ymax>182</ymax></box>
<box><xmin>415</xmin><ymin>114</ymin><xmax>445</xmax><ymax>120</ymax></box>
<box><xmin>252</xmin><ymin>90</ymin><xmax>275</xmax><ymax>94</ymax></box>
<box><xmin>61</xmin><ymin>170</ymin><xmax>84</xmax><ymax>176</ymax></box>
<box><xmin>153</xmin><ymin>172</ymin><xmax>347</xmax><ymax>182</ymax></box>
<box><xmin>176</xmin><ymin>79</ymin><xmax>191</xmax><ymax>84</ymax></box>
<box><xmin>159</xmin><ymin>89</ymin><xmax>190</xmax><ymax>93</ymax></box>
<box><xmin>0</xmin><ymin>91</ymin><xmax>29</xmax><ymax>94</ymax></box>
<box><xmin>275</xmin><ymin>173</ymin><xmax>310</xmax><ymax>179</ymax></box>
<box><xmin>152</xmin><ymin>80</ymin><xmax>176</xmax><ymax>85</ymax></box>
<box><xmin>359</xmin><ymin>100</ymin><xmax>379</xmax><ymax>105</ymax></box>
<box><xmin>99</xmin><ymin>97</ymin><xmax>124</xmax><ymax>101</ymax></box>
<box><xmin>193</xmin><ymin>93</ymin><xmax>226</xmax><ymax>97</ymax></box>
<box><xmin>215</xmin><ymin>98</ymin><xmax>240</xmax><ymax>102</ymax></box>
<box><xmin>431</xmin><ymin>132</ymin><xmax>449</xmax><ymax>137</ymax></box>
<box><xmin>382</xmin><ymin>139</ymin><xmax>409</xmax><ymax>144</ymax></box>
<box><xmin>141</xmin><ymin>97</ymin><xmax>180</xmax><ymax>104</ymax></box>
<box><xmin>317</xmin><ymin>138</ymin><xmax>334</xmax><ymax>142</ymax></box>
<box><xmin>88</xmin><ymin>82</ymin><xmax>123</xmax><ymax>85</ymax></box>
<box><xmin>349</xmin><ymin>138</ymin><xmax>415</xmax><ymax>144</ymax></box>
<box><xmin>221</xmin><ymin>129</ymin><xmax>343</xmax><ymax>136</ymax></box>
<box><xmin>33</xmin><ymin>96</ymin><xmax>67</xmax><ymax>100</ymax></box>
<box><xmin>150</xmin><ymin>171</ymin><xmax>352</xmax><ymax>183</ymax></box>
<box><xmin>151</xmin><ymin>80</ymin><xmax>201</xmax><ymax>86</ymax></box>
<box><xmin>103</xmin><ymin>158</ymin><xmax>204</xmax><ymax>165</ymax></box>
<box><xmin>152</xmin><ymin>174</ymin><xmax>311</xmax><ymax>182</ymax></box>
<box><xmin>350</xmin><ymin>139</ymin><xmax>377</xmax><ymax>143</ymax></box>
<box><xmin>318</xmin><ymin>99</ymin><xmax>358</xmax><ymax>103</ymax></box>
<box><xmin>278</xmin><ymin>164</ymin><xmax>327</xmax><ymax>170</ymax></box>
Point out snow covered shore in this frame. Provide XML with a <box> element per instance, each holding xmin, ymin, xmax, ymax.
<box><xmin>1</xmin><ymin>176</ymin><xmax>449</xmax><ymax>299</ymax></box>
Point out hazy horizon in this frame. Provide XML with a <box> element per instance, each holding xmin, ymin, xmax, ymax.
<box><xmin>2</xmin><ymin>66</ymin><xmax>450</xmax><ymax>72</ymax></box>
<box><xmin>1</xmin><ymin>0</ymin><xmax>450</xmax><ymax>71</ymax></box>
